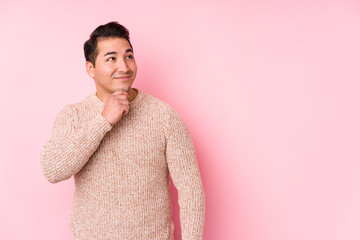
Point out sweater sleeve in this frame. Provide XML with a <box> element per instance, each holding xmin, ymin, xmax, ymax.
<box><xmin>164</xmin><ymin>107</ymin><xmax>206</xmax><ymax>240</ymax></box>
<box><xmin>41</xmin><ymin>104</ymin><xmax>112</xmax><ymax>183</ymax></box>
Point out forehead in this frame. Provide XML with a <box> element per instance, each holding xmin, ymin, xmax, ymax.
<box><xmin>96</xmin><ymin>37</ymin><xmax>132</xmax><ymax>54</ymax></box>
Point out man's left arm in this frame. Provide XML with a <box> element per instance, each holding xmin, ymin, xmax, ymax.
<box><xmin>165</xmin><ymin>107</ymin><xmax>206</xmax><ymax>240</ymax></box>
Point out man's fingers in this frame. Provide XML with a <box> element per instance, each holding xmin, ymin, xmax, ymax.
<box><xmin>112</xmin><ymin>95</ymin><xmax>129</xmax><ymax>101</ymax></box>
<box><xmin>116</xmin><ymin>100</ymin><xmax>129</xmax><ymax>115</ymax></box>
<box><xmin>121</xmin><ymin>104</ymin><xmax>130</xmax><ymax>115</ymax></box>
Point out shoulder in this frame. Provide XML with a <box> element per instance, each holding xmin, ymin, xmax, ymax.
<box><xmin>55</xmin><ymin>95</ymin><xmax>95</xmax><ymax>122</ymax></box>
<box><xmin>53</xmin><ymin>104</ymin><xmax>79</xmax><ymax>127</ymax></box>
<box><xmin>139</xmin><ymin>91</ymin><xmax>187</xmax><ymax>132</ymax></box>
<box><xmin>142</xmin><ymin>91</ymin><xmax>188</xmax><ymax>130</ymax></box>
<box><xmin>140</xmin><ymin>90</ymin><xmax>179</xmax><ymax>116</ymax></box>
<box><xmin>59</xmin><ymin>94</ymin><xmax>101</xmax><ymax>115</ymax></box>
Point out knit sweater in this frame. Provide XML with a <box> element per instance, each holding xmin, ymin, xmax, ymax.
<box><xmin>41</xmin><ymin>88</ymin><xmax>205</xmax><ymax>240</ymax></box>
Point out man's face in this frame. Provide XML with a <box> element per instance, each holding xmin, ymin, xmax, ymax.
<box><xmin>87</xmin><ymin>37</ymin><xmax>137</xmax><ymax>99</ymax></box>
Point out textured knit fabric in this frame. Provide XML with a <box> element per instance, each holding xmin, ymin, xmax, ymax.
<box><xmin>41</xmin><ymin>88</ymin><xmax>205</xmax><ymax>240</ymax></box>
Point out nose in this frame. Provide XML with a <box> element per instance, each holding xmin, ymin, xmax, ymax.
<box><xmin>116</xmin><ymin>58</ymin><xmax>130</xmax><ymax>73</ymax></box>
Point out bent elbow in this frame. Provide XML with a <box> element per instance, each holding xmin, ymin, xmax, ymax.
<box><xmin>46</xmin><ymin>175</ymin><xmax>61</xmax><ymax>184</ymax></box>
<box><xmin>41</xmin><ymin>160</ymin><xmax>62</xmax><ymax>184</ymax></box>
<box><xmin>40</xmin><ymin>150</ymin><xmax>66</xmax><ymax>184</ymax></box>
<box><xmin>41</xmin><ymin>164</ymin><xmax>70</xmax><ymax>184</ymax></box>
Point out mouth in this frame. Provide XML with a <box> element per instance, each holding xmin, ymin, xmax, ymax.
<box><xmin>113</xmin><ymin>75</ymin><xmax>131</xmax><ymax>81</ymax></box>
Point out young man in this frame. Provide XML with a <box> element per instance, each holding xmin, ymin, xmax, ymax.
<box><xmin>41</xmin><ymin>22</ymin><xmax>205</xmax><ymax>240</ymax></box>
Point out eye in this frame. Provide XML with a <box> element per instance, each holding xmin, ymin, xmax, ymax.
<box><xmin>126</xmin><ymin>55</ymin><xmax>133</xmax><ymax>59</ymax></box>
<box><xmin>106</xmin><ymin>57</ymin><xmax>116</xmax><ymax>61</ymax></box>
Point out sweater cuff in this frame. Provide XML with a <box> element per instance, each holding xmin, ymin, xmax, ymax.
<box><xmin>94</xmin><ymin>113</ymin><xmax>113</xmax><ymax>133</ymax></box>
<box><xmin>97</xmin><ymin>114</ymin><xmax>112</xmax><ymax>132</ymax></box>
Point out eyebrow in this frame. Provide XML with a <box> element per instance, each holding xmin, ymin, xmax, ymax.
<box><xmin>104</xmin><ymin>49</ymin><xmax>133</xmax><ymax>57</ymax></box>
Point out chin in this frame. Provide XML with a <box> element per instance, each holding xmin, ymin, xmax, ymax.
<box><xmin>112</xmin><ymin>85</ymin><xmax>131</xmax><ymax>92</ymax></box>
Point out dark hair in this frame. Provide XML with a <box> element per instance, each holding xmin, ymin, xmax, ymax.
<box><xmin>84</xmin><ymin>21</ymin><xmax>133</xmax><ymax>66</ymax></box>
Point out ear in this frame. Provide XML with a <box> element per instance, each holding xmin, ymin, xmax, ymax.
<box><xmin>86</xmin><ymin>61</ymin><xmax>95</xmax><ymax>78</ymax></box>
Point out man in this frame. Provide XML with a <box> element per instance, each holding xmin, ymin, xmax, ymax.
<box><xmin>40</xmin><ymin>22</ymin><xmax>205</xmax><ymax>240</ymax></box>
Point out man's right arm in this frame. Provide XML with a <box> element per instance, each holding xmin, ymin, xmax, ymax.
<box><xmin>40</xmin><ymin>105</ymin><xmax>112</xmax><ymax>183</ymax></box>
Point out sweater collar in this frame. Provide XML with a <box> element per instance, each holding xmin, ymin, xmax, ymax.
<box><xmin>88</xmin><ymin>88</ymin><xmax>144</xmax><ymax>111</ymax></box>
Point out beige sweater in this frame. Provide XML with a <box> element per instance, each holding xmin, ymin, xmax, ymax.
<box><xmin>41</xmin><ymin>88</ymin><xmax>205</xmax><ymax>240</ymax></box>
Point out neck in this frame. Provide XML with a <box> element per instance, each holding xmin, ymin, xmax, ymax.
<box><xmin>128</xmin><ymin>88</ymin><xmax>138</xmax><ymax>102</ymax></box>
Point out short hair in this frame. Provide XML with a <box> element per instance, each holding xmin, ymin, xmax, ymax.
<box><xmin>84</xmin><ymin>21</ymin><xmax>133</xmax><ymax>66</ymax></box>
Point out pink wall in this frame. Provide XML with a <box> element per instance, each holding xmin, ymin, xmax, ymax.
<box><xmin>1</xmin><ymin>0</ymin><xmax>360</xmax><ymax>239</ymax></box>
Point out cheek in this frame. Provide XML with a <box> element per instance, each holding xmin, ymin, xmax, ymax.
<box><xmin>130</xmin><ymin>62</ymin><xmax>137</xmax><ymax>72</ymax></box>
<box><xmin>95</xmin><ymin>65</ymin><xmax>115</xmax><ymax>78</ymax></box>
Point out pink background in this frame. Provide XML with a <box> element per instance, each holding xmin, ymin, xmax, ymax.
<box><xmin>1</xmin><ymin>0</ymin><xmax>360</xmax><ymax>239</ymax></box>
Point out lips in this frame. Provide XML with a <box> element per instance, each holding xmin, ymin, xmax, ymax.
<box><xmin>113</xmin><ymin>75</ymin><xmax>131</xmax><ymax>81</ymax></box>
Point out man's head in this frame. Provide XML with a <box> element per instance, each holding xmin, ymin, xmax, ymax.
<box><xmin>84</xmin><ymin>21</ymin><xmax>133</xmax><ymax>66</ymax></box>
<box><xmin>84</xmin><ymin>22</ymin><xmax>137</xmax><ymax>101</ymax></box>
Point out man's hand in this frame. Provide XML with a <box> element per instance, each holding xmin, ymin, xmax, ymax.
<box><xmin>101</xmin><ymin>90</ymin><xmax>129</xmax><ymax>125</ymax></box>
